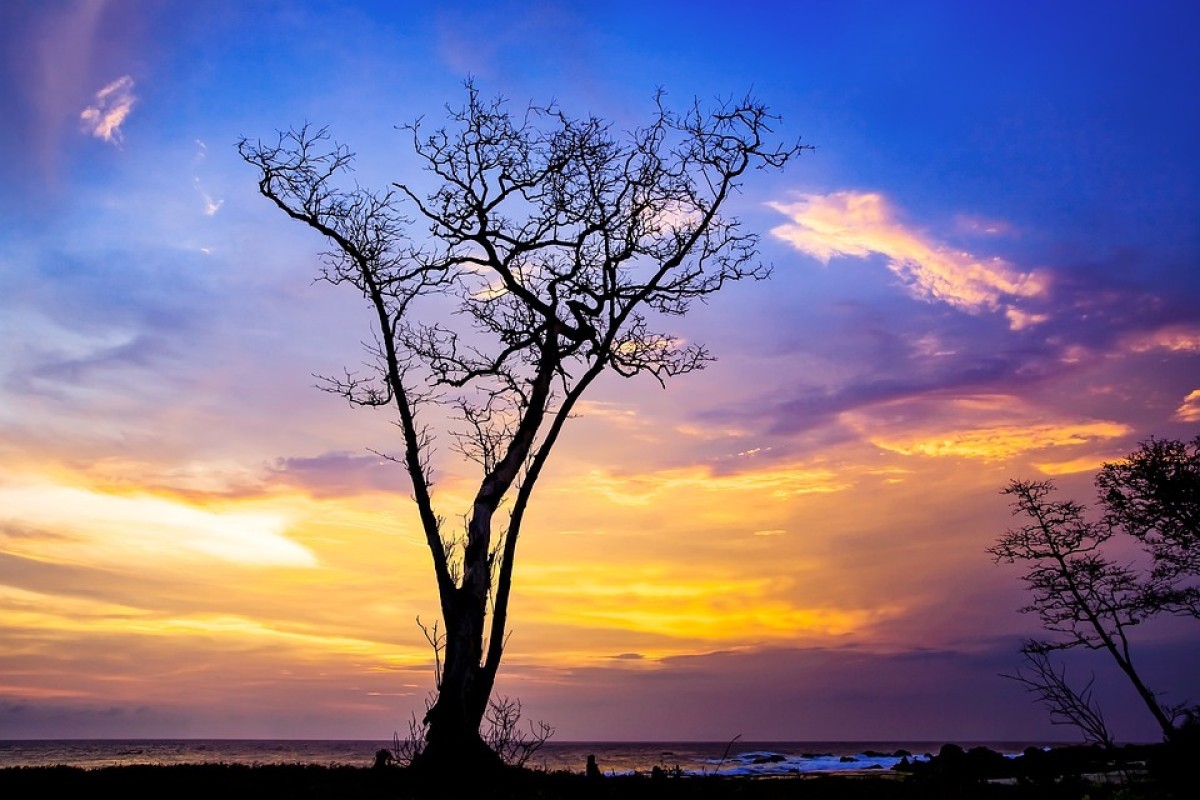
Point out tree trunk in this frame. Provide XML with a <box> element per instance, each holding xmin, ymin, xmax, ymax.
<box><xmin>418</xmin><ymin>687</ymin><xmax>499</xmax><ymax>772</ymax></box>
<box><xmin>414</xmin><ymin>592</ymin><xmax>505</xmax><ymax>771</ymax></box>
<box><xmin>1111</xmin><ymin>650</ymin><xmax>1178</xmax><ymax>742</ymax></box>
<box><xmin>414</xmin><ymin>504</ymin><xmax>508</xmax><ymax>772</ymax></box>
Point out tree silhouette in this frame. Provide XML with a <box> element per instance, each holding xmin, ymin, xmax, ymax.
<box><xmin>992</xmin><ymin>471</ymin><xmax>1193</xmax><ymax>742</ymax></box>
<box><xmin>1097</xmin><ymin>435</ymin><xmax>1200</xmax><ymax>617</ymax></box>
<box><xmin>1003</xmin><ymin>640</ymin><xmax>1114</xmax><ymax>747</ymax></box>
<box><xmin>239</xmin><ymin>84</ymin><xmax>805</xmax><ymax>768</ymax></box>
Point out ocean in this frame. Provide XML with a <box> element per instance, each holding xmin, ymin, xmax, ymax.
<box><xmin>0</xmin><ymin>739</ymin><xmax>1048</xmax><ymax>775</ymax></box>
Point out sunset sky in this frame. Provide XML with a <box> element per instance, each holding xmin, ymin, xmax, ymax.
<box><xmin>1</xmin><ymin>1</ymin><xmax>1198</xmax><ymax>742</ymax></box>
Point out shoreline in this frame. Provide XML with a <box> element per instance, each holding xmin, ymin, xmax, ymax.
<box><xmin>0</xmin><ymin>738</ymin><xmax>1063</xmax><ymax>773</ymax></box>
<box><xmin>0</xmin><ymin>742</ymin><xmax>1192</xmax><ymax>799</ymax></box>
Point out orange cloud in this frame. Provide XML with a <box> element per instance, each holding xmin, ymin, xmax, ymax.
<box><xmin>583</xmin><ymin>462</ymin><xmax>853</xmax><ymax>505</ymax></box>
<box><xmin>1032</xmin><ymin>455</ymin><xmax>1119</xmax><ymax>476</ymax></box>
<box><xmin>516</xmin><ymin>565</ymin><xmax>886</xmax><ymax>646</ymax></box>
<box><xmin>80</xmin><ymin>75</ymin><xmax>135</xmax><ymax>144</ymax></box>
<box><xmin>841</xmin><ymin>394</ymin><xmax>1129</xmax><ymax>462</ymax></box>
<box><xmin>0</xmin><ymin>584</ymin><xmax>399</xmax><ymax>657</ymax></box>
<box><xmin>769</xmin><ymin>192</ymin><xmax>1048</xmax><ymax>326</ymax></box>
<box><xmin>864</xmin><ymin>422</ymin><xmax>1128</xmax><ymax>461</ymax></box>
<box><xmin>1176</xmin><ymin>389</ymin><xmax>1200</xmax><ymax>422</ymax></box>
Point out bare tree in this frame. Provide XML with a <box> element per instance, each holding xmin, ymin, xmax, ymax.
<box><xmin>991</xmin><ymin>480</ymin><xmax>1178</xmax><ymax>741</ymax></box>
<box><xmin>239</xmin><ymin>84</ymin><xmax>805</xmax><ymax>769</ymax></box>
<box><xmin>483</xmin><ymin>696</ymin><xmax>554</xmax><ymax>769</ymax></box>
<box><xmin>1003</xmin><ymin>640</ymin><xmax>1114</xmax><ymax>747</ymax></box>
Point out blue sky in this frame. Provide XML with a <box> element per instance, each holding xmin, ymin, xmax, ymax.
<box><xmin>1</xmin><ymin>1</ymin><xmax>1197</xmax><ymax>741</ymax></box>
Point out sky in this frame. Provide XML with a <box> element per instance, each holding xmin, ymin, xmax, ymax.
<box><xmin>1</xmin><ymin>0</ymin><xmax>1198</xmax><ymax>743</ymax></box>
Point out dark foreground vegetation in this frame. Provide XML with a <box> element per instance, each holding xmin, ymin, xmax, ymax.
<box><xmin>1</xmin><ymin>742</ymin><xmax>1195</xmax><ymax>800</ymax></box>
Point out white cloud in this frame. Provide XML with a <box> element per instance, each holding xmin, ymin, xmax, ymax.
<box><xmin>189</xmin><ymin>141</ymin><xmax>225</xmax><ymax>214</ymax></box>
<box><xmin>954</xmin><ymin>214</ymin><xmax>1015</xmax><ymax>236</ymax></box>
<box><xmin>769</xmin><ymin>192</ymin><xmax>1049</xmax><ymax>327</ymax></box>
<box><xmin>195</xmin><ymin>178</ymin><xmax>224</xmax><ymax>216</ymax></box>
<box><xmin>80</xmin><ymin>75</ymin><xmax>136</xmax><ymax>144</ymax></box>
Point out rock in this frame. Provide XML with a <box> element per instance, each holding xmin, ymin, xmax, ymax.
<box><xmin>752</xmin><ymin>754</ymin><xmax>786</xmax><ymax>764</ymax></box>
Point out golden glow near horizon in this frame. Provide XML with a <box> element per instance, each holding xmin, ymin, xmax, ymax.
<box><xmin>0</xmin><ymin>341</ymin><xmax>1191</xmax><ymax>735</ymax></box>
<box><xmin>1</xmin><ymin>181</ymin><xmax>1192</xmax><ymax>739</ymax></box>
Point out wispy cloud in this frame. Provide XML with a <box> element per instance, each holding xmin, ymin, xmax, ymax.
<box><xmin>839</xmin><ymin>394</ymin><xmax>1129</xmax><ymax>462</ymax></box>
<box><xmin>80</xmin><ymin>75</ymin><xmax>135</xmax><ymax>144</ymax></box>
<box><xmin>1121</xmin><ymin>324</ymin><xmax>1200</xmax><ymax>354</ymax></box>
<box><xmin>583</xmin><ymin>462</ymin><xmax>853</xmax><ymax>506</ymax></box>
<box><xmin>266</xmin><ymin>451</ymin><xmax>407</xmax><ymax>498</ymax></box>
<box><xmin>1004</xmin><ymin>308</ymin><xmax>1050</xmax><ymax>331</ymax></box>
<box><xmin>190</xmin><ymin>143</ymin><xmax>224</xmax><ymax>214</ymax></box>
<box><xmin>1034</xmin><ymin>454</ymin><xmax>1122</xmax><ymax>476</ymax></box>
<box><xmin>954</xmin><ymin>214</ymin><xmax>1015</xmax><ymax>236</ymax></box>
<box><xmin>1176</xmin><ymin>389</ymin><xmax>1200</xmax><ymax>422</ymax></box>
<box><xmin>862</xmin><ymin>421</ymin><xmax>1129</xmax><ymax>461</ymax></box>
<box><xmin>194</xmin><ymin>178</ymin><xmax>224</xmax><ymax>216</ymax></box>
<box><xmin>769</xmin><ymin>192</ymin><xmax>1048</xmax><ymax>327</ymax></box>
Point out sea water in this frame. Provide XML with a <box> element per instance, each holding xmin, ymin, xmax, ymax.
<box><xmin>0</xmin><ymin>739</ymin><xmax>1046</xmax><ymax>775</ymax></box>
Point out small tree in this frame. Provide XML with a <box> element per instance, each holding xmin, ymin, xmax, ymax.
<box><xmin>993</xmin><ymin>433</ymin><xmax>1200</xmax><ymax>744</ymax></box>
<box><xmin>239</xmin><ymin>84</ymin><xmax>804</xmax><ymax>769</ymax></box>
<box><xmin>990</xmin><ymin>479</ymin><xmax>1178</xmax><ymax>741</ymax></box>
